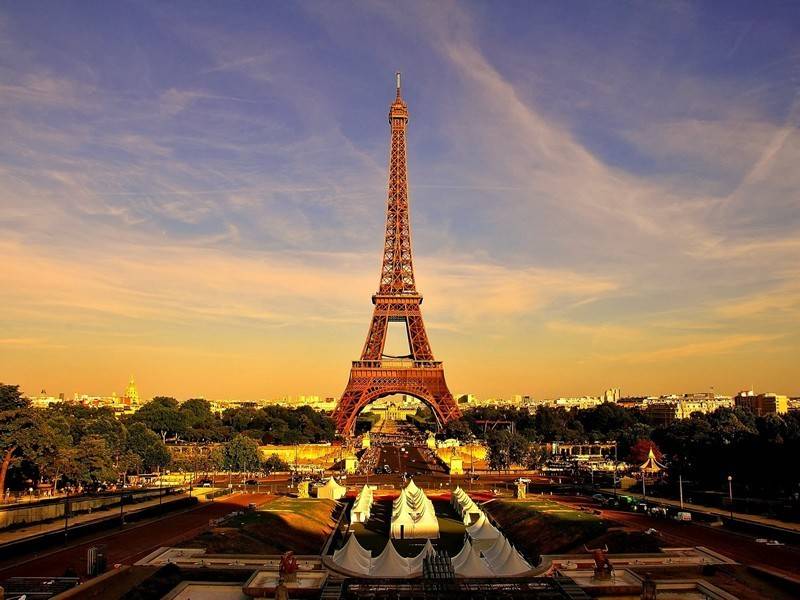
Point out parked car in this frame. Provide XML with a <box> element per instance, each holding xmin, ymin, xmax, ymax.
<box><xmin>675</xmin><ymin>511</ymin><xmax>692</xmax><ymax>521</ymax></box>
<box><xmin>244</xmin><ymin>479</ymin><xmax>258</xmax><ymax>486</ymax></box>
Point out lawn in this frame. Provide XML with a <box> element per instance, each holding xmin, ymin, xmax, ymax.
<box><xmin>187</xmin><ymin>497</ymin><xmax>339</xmax><ymax>555</ymax></box>
<box><xmin>484</xmin><ymin>497</ymin><xmax>607</xmax><ymax>557</ymax></box>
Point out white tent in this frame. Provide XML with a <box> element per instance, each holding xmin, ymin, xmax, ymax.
<box><xmin>454</xmin><ymin>545</ymin><xmax>494</xmax><ymax>578</ymax></box>
<box><xmin>488</xmin><ymin>547</ymin><xmax>531</xmax><ymax>576</ymax></box>
<box><xmin>466</xmin><ymin>515</ymin><xmax>500</xmax><ymax>548</ymax></box>
<box><xmin>450</xmin><ymin>538</ymin><xmax>473</xmax><ymax>571</ymax></box>
<box><xmin>481</xmin><ymin>535</ymin><xmax>512</xmax><ymax>564</ymax></box>
<box><xmin>317</xmin><ymin>477</ymin><xmax>347</xmax><ymax>500</ymax></box>
<box><xmin>408</xmin><ymin>539</ymin><xmax>435</xmax><ymax>573</ymax></box>
<box><xmin>350</xmin><ymin>484</ymin><xmax>374</xmax><ymax>523</ymax></box>
<box><xmin>332</xmin><ymin>534</ymin><xmax>372</xmax><ymax>575</ymax></box>
<box><xmin>405</xmin><ymin>479</ymin><xmax>422</xmax><ymax>497</ymax></box>
<box><xmin>370</xmin><ymin>540</ymin><xmax>411</xmax><ymax>577</ymax></box>
<box><xmin>390</xmin><ymin>480</ymin><xmax>440</xmax><ymax>539</ymax></box>
<box><xmin>390</xmin><ymin>503</ymin><xmax>417</xmax><ymax>540</ymax></box>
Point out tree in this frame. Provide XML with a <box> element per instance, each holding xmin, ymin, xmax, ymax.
<box><xmin>0</xmin><ymin>385</ymin><xmax>52</xmax><ymax>492</ymax></box>
<box><xmin>0</xmin><ymin>384</ymin><xmax>29</xmax><ymax>411</ymax></box>
<box><xmin>131</xmin><ymin>397</ymin><xmax>187</xmax><ymax>442</ymax></box>
<box><xmin>486</xmin><ymin>431</ymin><xmax>529</xmax><ymax>472</ymax></box>
<box><xmin>443</xmin><ymin>419</ymin><xmax>473</xmax><ymax>442</ymax></box>
<box><xmin>37</xmin><ymin>420</ymin><xmax>76</xmax><ymax>492</ymax></box>
<box><xmin>126</xmin><ymin>423</ymin><xmax>171</xmax><ymax>472</ymax></box>
<box><xmin>68</xmin><ymin>435</ymin><xmax>117</xmax><ymax>486</ymax></box>
<box><xmin>180</xmin><ymin>398</ymin><xmax>214</xmax><ymax>428</ymax></box>
<box><xmin>627</xmin><ymin>439</ymin><xmax>662</xmax><ymax>465</ymax></box>
<box><xmin>263</xmin><ymin>453</ymin><xmax>289</xmax><ymax>472</ymax></box>
<box><xmin>222</xmin><ymin>434</ymin><xmax>261</xmax><ymax>472</ymax></box>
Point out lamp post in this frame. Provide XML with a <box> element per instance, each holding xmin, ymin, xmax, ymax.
<box><xmin>612</xmin><ymin>442</ymin><xmax>618</xmax><ymax>499</ymax></box>
<box><xmin>679</xmin><ymin>474</ymin><xmax>684</xmax><ymax>510</ymax></box>
<box><xmin>727</xmin><ymin>475</ymin><xmax>733</xmax><ymax>521</ymax></box>
<box><xmin>64</xmin><ymin>493</ymin><xmax>70</xmax><ymax>542</ymax></box>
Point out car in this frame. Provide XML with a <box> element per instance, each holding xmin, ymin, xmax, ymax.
<box><xmin>201</xmin><ymin>481</ymin><xmax>212</xmax><ymax>488</ymax></box>
<box><xmin>645</xmin><ymin>528</ymin><xmax>659</xmax><ymax>535</ymax></box>
<box><xmin>766</xmin><ymin>540</ymin><xmax>784</xmax><ymax>546</ymax></box>
<box><xmin>515</xmin><ymin>478</ymin><xmax>532</xmax><ymax>484</ymax></box>
<box><xmin>383</xmin><ymin>465</ymin><xmax>392</xmax><ymax>474</ymax></box>
<box><xmin>755</xmin><ymin>538</ymin><xmax>769</xmax><ymax>544</ymax></box>
<box><xmin>592</xmin><ymin>493</ymin><xmax>605</xmax><ymax>502</ymax></box>
<box><xmin>675</xmin><ymin>511</ymin><xmax>692</xmax><ymax>521</ymax></box>
<box><xmin>244</xmin><ymin>479</ymin><xmax>258</xmax><ymax>486</ymax></box>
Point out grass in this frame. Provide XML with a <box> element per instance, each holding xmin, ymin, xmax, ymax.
<box><xmin>484</xmin><ymin>497</ymin><xmax>607</xmax><ymax>557</ymax></box>
<box><xmin>187</xmin><ymin>497</ymin><xmax>338</xmax><ymax>555</ymax></box>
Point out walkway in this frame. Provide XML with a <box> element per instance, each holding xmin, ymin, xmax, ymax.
<box><xmin>0</xmin><ymin>488</ymin><xmax>217</xmax><ymax>547</ymax></box>
<box><xmin>600</xmin><ymin>488</ymin><xmax>800</xmax><ymax>533</ymax></box>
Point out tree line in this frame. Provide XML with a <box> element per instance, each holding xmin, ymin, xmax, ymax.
<box><xmin>444</xmin><ymin>403</ymin><xmax>800</xmax><ymax>500</ymax></box>
<box><xmin>0</xmin><ymin>384</ymin><xmax>318</xmax><ymax>493</ymax></box>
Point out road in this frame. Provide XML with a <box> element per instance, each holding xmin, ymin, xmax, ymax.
<box><xmin>0</xmin><ymin>492</ymin><xmax>271</xmax><ymax>580</ymax></box>
<box><xmin>554</xmin><ymin>495</ymin><xmax>800</xmax><ymax>581</ymax></box>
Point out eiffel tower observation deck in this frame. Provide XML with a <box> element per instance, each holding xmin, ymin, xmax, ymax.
<box><xmin>332</xmin><ymin>74</ymin><xmax>460</xmax><ymax>436</ymax></box>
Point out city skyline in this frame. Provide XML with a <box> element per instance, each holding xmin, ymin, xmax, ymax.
<box><xmin>2</xmin><ymin>2</ymin><xmax>799</xmax><ymax>400</ymax></box>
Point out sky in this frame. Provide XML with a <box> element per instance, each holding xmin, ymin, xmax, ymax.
<box><xmin>1</xmin><ymin>1</ymin><xmax>799</xmax><ymax>401</ymax></box>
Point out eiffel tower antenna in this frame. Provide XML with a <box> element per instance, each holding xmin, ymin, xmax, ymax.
<box><xmin>332</xmin><ymin>75</ymin><xmax>460</xmax><ymax>436</ymax></box>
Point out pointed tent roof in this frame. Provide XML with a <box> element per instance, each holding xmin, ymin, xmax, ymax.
<box><xmin>640</xmin><ymin>447</ymin><xmax>666</xmax><ymax>473</ymax></box>
<box><xmin>482</xmin><ymin>535</ymin><xmax>511</xmax><ymax>564</ymax></box>
<box><xmin>454</xmin><ymin>545</ymin><xmax>494</xmax><ymax>578</ymax></box>
<box><xmin>318</xmin><ymin>477</ymin><xmax>347</xmax><ymax>500</ymax></box>
<box><xmin>489</xmin><ymin>547</ymin><xmax>531</xmax><ymax>576</ymax></box>
<box><xmin>371</xmin><ymin>540</ymin><xmax>411</xmax><ymax>577</ymax></box>
<box><xmin>466</xmin><ymin>515</ymin><xmax>500</xmax><ymax>540</ymax></box>
<box><xmin>332</xmin><ymin>535</ymin><xmax>372</xmax><ymax>574</ymax></box>
<box><xmin>408</xmin><ymin>539</ymin><xmax>435</xmax><ymax>573</ymax></box>
<box><xmin>405</xmin><ymin>479</ymin><xmax>421</xmax><ymax>496</ymax></box>
<box><xmin>450</xmin><ymin>538</ymin><xmax>472</xmax><ymax>571</ymax></box>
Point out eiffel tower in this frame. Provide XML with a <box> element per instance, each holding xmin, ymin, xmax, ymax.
<box><xmin>333</xmin><ymin>74</ymin><xmax>460</xmax><ymax>435</ymax></box>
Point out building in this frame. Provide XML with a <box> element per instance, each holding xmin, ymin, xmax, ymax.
<box><xmin>29</xmin><ymin>391</ymin><xmax>63</xmax><ymax>409</ymax></box>
<box><xmin>643</xmin><ymin>393</ymin><xmax>734</xmax><ymax>425</ymax></box>
<box><xmin>734</xmin><ymin>391</ymin><xmax>789</xmax><ymax>416</ymax></box>
<box><xmin>456</xmin><ymin>393</ymin><xmax>477</xmax><ymax>406</ymax></box>
<box><xmin>122</xmin><ymin>376</ymin><xmax>140</xmax><ymax>406</ymax></box>
<box><xmin>550</xmin><ymin>396</ymin><xmax>603</xmax><ymax>410</ymax></box>
<box><xmin>602</xmin><ymin>388</ymin><xmax>620</xmax><ymax>403</ymax></box>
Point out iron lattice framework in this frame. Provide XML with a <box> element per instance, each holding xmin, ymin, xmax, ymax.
<box><xmin>333</xmin><ymin>74</ymin><xmax>460</xmax><ymax>435</ymax></box>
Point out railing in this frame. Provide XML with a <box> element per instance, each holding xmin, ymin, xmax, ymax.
<box><xmin>352</xmin><ymin>360</ymin><xmax>442</xmax><ymax>369</ymax></box>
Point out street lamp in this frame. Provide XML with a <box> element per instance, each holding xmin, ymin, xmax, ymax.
<box><xmin>727</xmin><ymin>475</ymin><xmax>733</xmax><ymax>521</ymax></box>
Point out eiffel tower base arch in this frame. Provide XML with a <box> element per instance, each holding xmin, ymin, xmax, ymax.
<box><xmin>333</xmin><ymin>361</ymin><xmax>460</xmax><ymax>436</ymax></box>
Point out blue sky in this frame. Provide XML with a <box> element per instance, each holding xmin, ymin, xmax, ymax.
<box><xmin>1</xmin><ymin>1</ymin><xmax>799</xmax><ymax>399</ymax></box>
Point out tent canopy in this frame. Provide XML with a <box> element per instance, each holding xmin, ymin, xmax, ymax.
<box><xmin>318</xmin><ymin>477</ymin><xmax>347</xmax><ymax>500</ymax></box>
<box><xmin>332</xmin><ymin>534</ymin><xmax>372</xmax><ymax>574</ymax></box>
<box><xmin>371</xmin><ymin>540</ymin><xmax>411</xmax><ymax>577</ymax></box>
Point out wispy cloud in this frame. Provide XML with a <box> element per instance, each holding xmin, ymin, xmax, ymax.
<box><xmin>1</xmin><ymin>1</ymin><xmax>798</xmax><ymax>397</ymax></box>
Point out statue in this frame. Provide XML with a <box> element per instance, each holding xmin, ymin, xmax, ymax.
<box><xmin>279</xmin><ymin>551</ymin><xmax>298</xmax><ymax>583</ymax></box>
<box><xmin>585</xmin><ymin>545</ymin><xmax>613</xmax><ymax>581</ymax></box>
